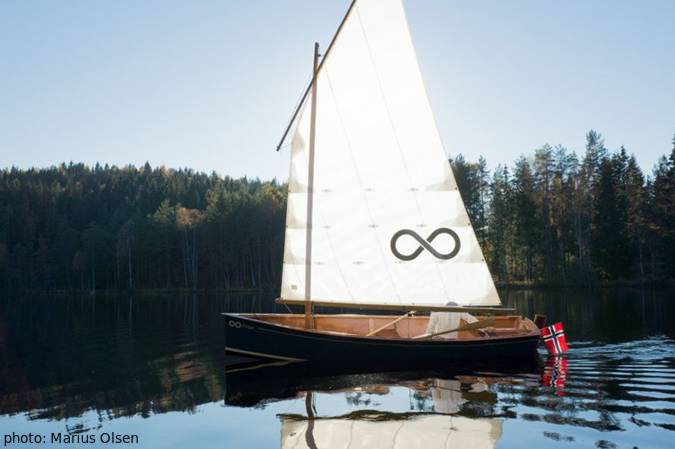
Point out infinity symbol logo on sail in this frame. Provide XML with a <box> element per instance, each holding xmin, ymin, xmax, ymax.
<box><xmin>390</xmin><ymin>228</ymin><xmax>461</xmax><ymax>261</ymax></box>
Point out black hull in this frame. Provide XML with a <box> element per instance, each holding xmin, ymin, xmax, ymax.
<box><xmin>223</xmin><ymin>313</ymin><xmax>541</xmax><ymax>363</ymax></box>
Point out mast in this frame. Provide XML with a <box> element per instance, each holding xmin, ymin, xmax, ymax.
<box><xmin>305</xmin><ymin>42</ymin><xmax>320</xmax><ymax>329</ymax></box>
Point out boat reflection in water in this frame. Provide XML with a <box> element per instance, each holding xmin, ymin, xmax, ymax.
<box><xmin>225</xmin><ymin>359</ymin><xmax>543</xmax><ymax>449</ymax></box>
<box><xmin>223</xmin><ymin>354</ymin><xmax>540</xmax><ymax>409</ymax></box>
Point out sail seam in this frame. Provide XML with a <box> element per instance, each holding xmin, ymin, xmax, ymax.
<box><xmin>354</xmin><ymin>4</ymin><xmax>452</xmax><ymax>303</ymax></box>
<box><xmin>324</xmin><ymin>66</ymin><xmax>402</xmax><ymax>303</ymax></box>
<box><xmin>316</xmin><ymin>209</ymin><xmax>356</xmax><ymax>301</ymax></box>
<box><xmin>297</xmin><ymin>123</ymin><xmax>355</xmax><ymax>302</ymax></box>
<box><xmin>398</xmin><ymin>0</ymin><xmax>500</xmax><ymax>305</ymax></box>
<box><xmin>390</xmin><ymin>420</ymin><xmax>405</xmax><ymax>448</ymax></box>
<box><xmin>282</xmin><ymin>102</ymin><xmax>309</xmax><ymax>300</ymax></box>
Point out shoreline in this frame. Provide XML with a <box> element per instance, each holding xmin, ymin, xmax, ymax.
<box><xmin>3</xmin><ymin>279</ymin><xmax>674</xmax><ymax>297</ymax></box>
<box><xmin>496</xmin><ymin>279</ymin><xmax>675</xmax><ymax>290</ymax></box>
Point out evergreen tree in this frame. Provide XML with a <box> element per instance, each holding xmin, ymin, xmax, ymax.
<box><xmin>623</xmin><ymin>153</ymin><xmax>647</xmax><ymax>278</ymax></box>
<box><xmin>512</xmin><ymin>157</ymin><xmax>540</xmax><ymax>282</ymax></box>
<box><xmin>486</xmin><ymin>165</ymin><xmax>513</xmax><ymax>281</ymax></box>
<box><xmin>648</xmin><ymin>137</ymin><xmax>675</xmax><ymax>279</ymax></box>
<box><xmin>591</xmin><ymin>153</ymin><xmax>630</xmax><ymax>279</ymax></box>
<box><xmin>533</xmin><ymin>145</ymin><xmax>556</xmax><ymax>280</ymax></box>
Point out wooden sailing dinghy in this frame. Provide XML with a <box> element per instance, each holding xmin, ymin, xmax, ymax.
<box><xmin>224</xmin><ymin>0</ymin><xmax>540</xmax><ymax>362</ymax></box>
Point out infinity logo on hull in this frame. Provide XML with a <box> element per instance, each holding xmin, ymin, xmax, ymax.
<box><xmin>390</xmin><ymin>228</ymin><xmax>461</xmax><ymax>261</ymax></box>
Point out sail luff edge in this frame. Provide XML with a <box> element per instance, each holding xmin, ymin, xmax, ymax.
<box><xmin>275</xmin><ymin>0</ymin><xmax>358</xmax><ymax>151</ymax></box>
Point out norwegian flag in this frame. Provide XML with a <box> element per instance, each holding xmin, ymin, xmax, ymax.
<box><xmin>541</xmin><ymin>322</ymin><xmax>569</xmax><ymax>355</ymax></box>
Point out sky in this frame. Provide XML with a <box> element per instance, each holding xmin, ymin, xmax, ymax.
<box><xmin>1</xmin><ymin>0</ymin><xmax>674</xmax><ymax>181</ymax></box>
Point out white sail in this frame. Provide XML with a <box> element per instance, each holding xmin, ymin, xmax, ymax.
<box><xmin>281</xmin><ymin>416</ymin><xmax>503</xmax><ymax>449</ymax></box>
<box><xmin>281</xmin><ymin>0</ymin><xmax>500</xmax><ymax>307</ymax></box>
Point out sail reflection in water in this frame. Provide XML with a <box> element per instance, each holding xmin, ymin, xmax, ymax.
<box><xmin>281</xmin><ymin>414</ymin><xmax>502</xmax><ymax>449</ymax></box>
<box><xmin>236</xmin><ymin>362</ymin><xmax>516</xmax><ymax>449</ymax></box>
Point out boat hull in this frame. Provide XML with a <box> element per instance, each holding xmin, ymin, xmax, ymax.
<box><xmin>223</xmin><ymin>313</ymin><xmax>541</xmax><ymax>363</ymax></box>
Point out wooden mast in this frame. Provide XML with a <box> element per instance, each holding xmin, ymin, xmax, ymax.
<box><xmin>305</xmin><ymin>42</ymin><xmax>320</xmax><ymax>330</ymax></box>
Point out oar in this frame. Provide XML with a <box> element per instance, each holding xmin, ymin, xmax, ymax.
<box><xmin>412</xmin><ymin>318</ymin><xmax>495</xmax><ymax>340</ymax></box>
<box><xmin>366</xmin><ymin>311</ymin><xmax>415</xmax><ymax>337</ymax></box>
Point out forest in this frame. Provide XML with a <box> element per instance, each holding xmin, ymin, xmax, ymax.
<box><xmin>0</xmin><ymin>130</ymin><xmax>673</xmax><ymax>292</ymax></box>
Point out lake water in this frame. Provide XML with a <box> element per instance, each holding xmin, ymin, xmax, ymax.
<box><xmin>1</xmin><ymin>289</ymin><xmax>674</xmax><ymax>448</ymax></box>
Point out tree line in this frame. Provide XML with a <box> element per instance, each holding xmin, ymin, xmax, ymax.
<box><xmin>0</xmin><ymin>131</ymin><xmax>673</xmax><ymax>291</ymax></box>
<box><xmin>0</xmin><ymin>163</ymin><xmax>286</xmax><ymax>292</ymax></box>
<box><xmin>453</xmin><ymin>131</ymin><xmax>674</xmax><ymax>285</ymax></box>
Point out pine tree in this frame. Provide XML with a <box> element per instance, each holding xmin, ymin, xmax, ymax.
<box><xmin>576</xmin><ymin>130</ymin><xmax>608</xmax><ymax>282</ymax></box>
<box><xmin>648</xmin><ymin>137</ymin><xmax>675</xmax><ymax>279</ymax></box>
<box><xmin>487</xmin><ymin>165</ymin><xmax>512</xmax><ymax>281</ymax></box>
<box><xmin>591</xmin><ymin>154</ymin><xmax>630</xmax><ymax>279</ymax></box>
<box><xmin>512</xmin><ymin>157</ymin><xmax>540</xmax><ymax>282</ymax></box>
<box><xmin>534</xmin><ymin>145</ymin><xmax>556</xmax><ymax>280</ymax></box>
<box><xmin>623</xmin><ymin>153</ymin><xmax>647</xmax><ymax>279</ymax></box>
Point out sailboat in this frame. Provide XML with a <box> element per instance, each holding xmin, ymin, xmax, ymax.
<box><xmin>223</xmin><ymin>0</ymin><xmax>541</xmax><ymax>362</ymax></box>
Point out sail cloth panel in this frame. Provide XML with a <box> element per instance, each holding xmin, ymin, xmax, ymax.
<box><xmin>281</xmin><ymin>0</ymin><xmax>500</xmax><ymax>307</ymax></box>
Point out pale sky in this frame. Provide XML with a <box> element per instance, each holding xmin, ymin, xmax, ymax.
<box><xmin>1</xmin><ymin>0</ymin><xmax>674</xmax><ymax>180</ymax></box>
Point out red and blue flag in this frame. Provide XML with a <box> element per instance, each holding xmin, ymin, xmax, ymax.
<box><xmin>541</xmin><ymin>322</ymin><xmax>568</xmax><ymax>355</ymax></box>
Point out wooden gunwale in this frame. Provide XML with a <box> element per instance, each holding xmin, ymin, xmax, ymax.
<box><xmin>226</xmin><ymin>313</ymin><xmax>539</xmax><ymax>343</ymax></box>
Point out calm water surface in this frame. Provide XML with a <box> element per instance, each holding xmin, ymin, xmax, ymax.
<box><xmin>1</xmin><ymin>289</ymin><xmax>674</xmax><ymax>448</ymax></box>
